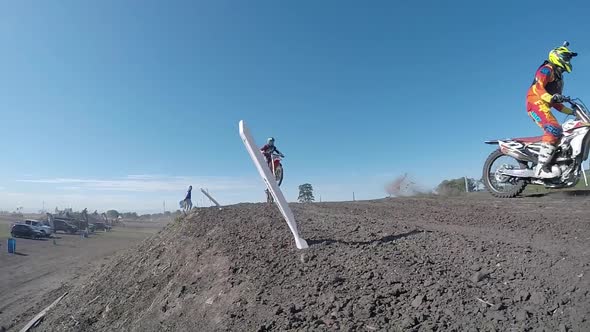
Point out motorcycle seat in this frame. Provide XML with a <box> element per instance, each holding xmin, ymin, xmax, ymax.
<box><xmin>511</xmin><ymin>136</ymin><xmax>543</xmax><ymax>144</ymax></box>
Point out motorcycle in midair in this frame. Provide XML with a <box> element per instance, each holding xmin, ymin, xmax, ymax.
<box><xmin>482</xmin><ymin>97</ymin><xmax>590</xmax><ymax>198</ymax></box>
<box><xmin>265</xmin><ymin>152</ymin><xmax>284</xmax><ymax>203</ymax></box>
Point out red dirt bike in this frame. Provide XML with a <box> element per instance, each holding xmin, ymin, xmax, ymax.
<box><xmin>265</xmin><ymin>152</ymin><xmax>284</xmax><ymax>203</ymax></box>
<box><xmin>482</xmin><ymin>97</ymin><xmax>590</xmax><ymax>198</ymax></box>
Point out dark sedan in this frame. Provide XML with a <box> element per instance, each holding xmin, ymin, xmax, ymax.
<box><xmin>11</xmin><ymin>224</ymin><xmax>43</xmax><ymax>239</ymax></box>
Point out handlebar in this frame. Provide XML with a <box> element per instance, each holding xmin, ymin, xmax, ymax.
<box><xmin>562</xmin><ymin>96</ymin><xmax>590</xmax><ymax>123</ymax></box>
<box><xmin>260</xmin><ymin>150</ymin><xmax>284</xmax><ymax>158</ymax></box>
<box><xmin>560</xmin><ymin>96</ymin><xmax>578</xmax><ymax>108</ymax></box>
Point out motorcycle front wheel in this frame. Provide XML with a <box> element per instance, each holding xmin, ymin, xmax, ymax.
<box><xmin>275</xmin><ymin>165</ymin><xmax>283</xmax><ymax>186</ymax></box>
<box><xmin>482</xmin><ymin>149</ymin><xmax>527</xmax><ymax>198</ymax></box>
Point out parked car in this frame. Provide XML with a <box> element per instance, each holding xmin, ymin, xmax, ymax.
<box><xmin>11</xmin><ymin>224</ymin><xmax>43</xmax><ymax>239</ymax></box>
<box><xmin>53</xmin><ymin>219</ymin><xmax>78</xmax><ymax>234</ymax></box>
<box><xmin>93</xmin><ymin>222</ymin><xmax>112</xmax><ymax>232</ymax></box>
<box><xmin>24</xmin><ymin>219</ymin><xmax>53</xmax><ymax>237</ymax></box>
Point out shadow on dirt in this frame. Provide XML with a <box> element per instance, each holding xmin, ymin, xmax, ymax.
<box><xmin>308</xmin><ymin>229</ymin><xmax>424</xmax><ymax>247</ymax></box>
<box><xmin>524</xmin><ymin>189</ymin><xmax>590</xmax><ymax>198</ymax></box>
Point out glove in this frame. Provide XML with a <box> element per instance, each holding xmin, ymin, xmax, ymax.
<box><xmin>551</xmin><ymin>94</ymin><xmax>565</xmax><ymax>103</ymax></box>
<box><xmin>280</xmin><ymin>153</ymin><xmax>285</xmax><ymax>158</ymax></box>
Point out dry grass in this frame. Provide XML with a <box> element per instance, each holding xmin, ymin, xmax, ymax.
<box><xmin>0</xmin><ymin>223</ymin><xmax>11</xmax><ymax>239</ymax></box>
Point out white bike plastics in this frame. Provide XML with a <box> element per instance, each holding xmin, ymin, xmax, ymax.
<box><xmin>239</xmin><ymin>120</ymin><xmax>309</xmax><ymax>250</ymax></box>
<box><xmin>487</xmin><ymin>99</ymin><xmax>590</xmax><ymax>187</ymax></box>
<box><xmin>495</xmin><ymin>120</ymin><xmax>590</xmax><ymax>180</ymax></box>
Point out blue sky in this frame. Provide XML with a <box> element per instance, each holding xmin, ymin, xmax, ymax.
<box><xmin>1</xmin><ymin>0</ymin><xmax>589</xmax><ymax>212</ymax></box>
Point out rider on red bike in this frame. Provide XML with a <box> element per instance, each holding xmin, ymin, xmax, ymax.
<box><xmin>260</xmin><ymin>137</ymin><xmax>284</xmax><ymax>170</ymax></box>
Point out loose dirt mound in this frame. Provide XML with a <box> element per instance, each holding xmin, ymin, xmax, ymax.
<box><xmin>39</xmin><ymin>195</ymin><xmax>589</xmax><ymax>331</ymax></box>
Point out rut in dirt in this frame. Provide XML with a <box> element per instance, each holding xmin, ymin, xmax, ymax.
<box><xmin>37</xmin><ymin>195</ymin><xmax>590</xmax><ymax>331</ymax></box>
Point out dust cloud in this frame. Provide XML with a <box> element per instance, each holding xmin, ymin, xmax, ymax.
<box><xmin>384</xmin><ymin>173</ymin><xmax>429</xmax><ymax>197</ymax></box>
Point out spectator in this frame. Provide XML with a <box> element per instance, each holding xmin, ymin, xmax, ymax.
<box><xmin>181</xmin><ymin>185</ymin><xmax>193</xmax><ymax>213</ymax></box>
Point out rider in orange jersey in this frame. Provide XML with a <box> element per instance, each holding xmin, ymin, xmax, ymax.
<box><xmin>526</xmin><ymin>42</ymin><xmax>577</xmax><ymax>178</ymax></box>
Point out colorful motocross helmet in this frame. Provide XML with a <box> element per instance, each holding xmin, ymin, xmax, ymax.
<box><xmin>549</xmin><ymin>41</ymin><xmax>578</xmax><ymax>73</ymax></box>
<box><xmin>267</xmin><ymin>137</ymin><xmax>275</xmax><ymax>146</ymax></box>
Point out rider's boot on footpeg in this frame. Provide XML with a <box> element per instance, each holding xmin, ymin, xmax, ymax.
<box><xmin>534</xmin><ymin>142</ymin><xmax>561</xmax><ymax>179</ymax></box>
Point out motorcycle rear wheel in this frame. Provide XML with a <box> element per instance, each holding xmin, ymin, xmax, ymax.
<box><xmin>482</xmin><ymin>149</ymin><xmax>527</xmax><ymax>198</ymax></box>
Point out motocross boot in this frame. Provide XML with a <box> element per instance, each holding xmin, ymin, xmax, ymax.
<box><xmin>534</xmin><ymin>142</ymin><xmax>561</xmax><ymax>179</ymax></box>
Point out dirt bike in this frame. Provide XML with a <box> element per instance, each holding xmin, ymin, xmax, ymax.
<box><xmin>265</xmin><ymin>152</ymin><xmax>284</xmax><ymax>203</ymax></box>
<box><xmin>482</xmin><ymin>97</ymin><xmax>590</xmax><ymax>198</ymax></box>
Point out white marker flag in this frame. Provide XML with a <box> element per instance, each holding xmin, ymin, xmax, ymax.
<box><xmin>200</xmin><ymin>188</ymin><xmax>221</xmax><ymax>207</ymax></box>
<box><xmin>239</xmin><ymin>120</ymin><xmax>308</xmax><ymax>249</ymax></box>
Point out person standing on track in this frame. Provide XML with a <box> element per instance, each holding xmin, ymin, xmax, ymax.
<box><xmin>181</xmin><ymin>185</ymin><xmax>193</xmax><ymax>213</ymax></box>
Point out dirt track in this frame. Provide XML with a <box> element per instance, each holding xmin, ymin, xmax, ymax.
<box><xmin>36</xmin><ymin>193</ymin><xmax>590</xmax><ymax>331</ymax></box>
<box><xmin>0</xmin><ymin>221</ymin><xmax>165</xmax><ymax>332</ymax></box>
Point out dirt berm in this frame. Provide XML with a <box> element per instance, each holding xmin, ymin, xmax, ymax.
<box><xmin>40</xmin><ymin>194</ymin><xmax>590</xmax><ymax>331</ymax></box>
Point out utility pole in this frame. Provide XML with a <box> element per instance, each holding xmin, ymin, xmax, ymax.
<box><xmin>464</xmin><ymin>177</ymin><xmax>469</xmax><ymax>193</ymax></box>
<box><xmin>353</xmin><ymin>192</ymin><xmax>355</xmax><ymax>201</ymax></box>
<box><xmin>163</xmin><ymin>200</ymin><xmax>166</xmax><ymax>213</ymax></box>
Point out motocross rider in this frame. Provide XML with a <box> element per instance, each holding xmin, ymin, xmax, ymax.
<box><xmin>527</xmin><ymin>42</ymin><xmax>578</xmax><ymax>178</ymax></box>
<box><xmin>260</xmin><ymin>137</ymin><xmax>284</xmax><ymax>170</ymax></box>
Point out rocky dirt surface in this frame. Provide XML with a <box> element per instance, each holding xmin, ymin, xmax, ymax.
<box><xmin>38</xmin><ymin>193</ymin><xmax>590</xmax><ymax>331</ymax></box>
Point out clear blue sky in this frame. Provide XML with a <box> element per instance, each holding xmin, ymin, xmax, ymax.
<box><xmin>1</xmin><ymin>0</ymin><xmax>589</xmax><ymax>212</ymax></box>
